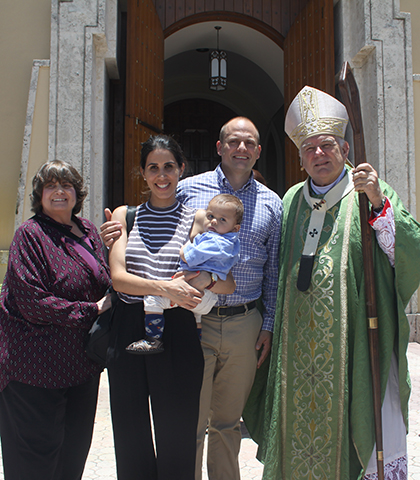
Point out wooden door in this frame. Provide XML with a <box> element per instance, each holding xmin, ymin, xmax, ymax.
<box><xmin>284</xmin><ymin>0</ymin><xmax>335</xmax><ymax>189</ymax></box>
<box><xmin>125</xmin><ymin>0</ymin><xmax>164</xmax><ymax>205</ymax></box>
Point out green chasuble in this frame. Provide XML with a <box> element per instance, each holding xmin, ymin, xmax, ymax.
<box><xmin>243</xmin><ymin>171</ymin><xmax>420</xmax><ymax>479</ymax></box>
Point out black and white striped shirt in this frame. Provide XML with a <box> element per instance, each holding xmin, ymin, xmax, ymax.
<box><xmin>119</xmin><ymin>201</ymin><xmax>196</xmax><ymax>304</ymax></box>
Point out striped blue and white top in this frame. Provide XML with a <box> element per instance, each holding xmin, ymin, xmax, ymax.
<box><xmin>118</xmin><ymin>201</ymin><xmax>196</xmax><ymax>304</ymax></box>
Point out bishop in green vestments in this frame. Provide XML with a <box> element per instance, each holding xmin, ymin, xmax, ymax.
<box><xmin>244</xmin><ymin>86</ymin><xmax>420</xmax><ymax>479</ymax></box>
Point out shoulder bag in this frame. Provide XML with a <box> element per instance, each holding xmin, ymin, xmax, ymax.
<box><xmin>35</xmin><ymin>207</ymin><xmax>137</xmax><ymax>366</ymax></box>
<box><xmin>85</xmin><ymin>206</ymin><xmax>137</xmax><ymax>365</ymax></box>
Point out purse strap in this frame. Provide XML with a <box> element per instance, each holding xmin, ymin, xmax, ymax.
<box><xmin>126</xmin><ymin>206</ymin><xmax>136</xmax><ymax>234</ymax></box>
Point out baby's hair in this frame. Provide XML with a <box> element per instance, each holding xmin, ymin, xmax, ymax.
<box><xmin>208</xmin><ymin>194</ymin><xmax>244</xmax><ymax>225</ymax></box>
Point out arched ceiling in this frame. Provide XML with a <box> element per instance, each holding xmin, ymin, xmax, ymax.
<box><xmin>163</xmin><ymin>21</ymin><xmax>285</xmax><ymax>130</ymax></box>
<box><xmin>164</xmin><ymin>21</ymin><xmax>284</xmax><ymax>95</ymax></box>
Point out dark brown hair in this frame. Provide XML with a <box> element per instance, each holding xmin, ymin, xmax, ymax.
<box><xmin>140</xmin><ymin>135</ymin><xmax>186</xmax><ymax>170</ymax></box>
<box><xmin>31</xmin><ymin>160</ymin><xmax>87</xmax><ymax>215</ymax></box>
<box><xmin>252</xmin><ymin>169</ymin><xmax>267</xmax><ymax>186</ymax></box>
<box><xmin>208</xmin><ymin>194</ymin><xmax>244</xmax><ymax>225</ymax></box>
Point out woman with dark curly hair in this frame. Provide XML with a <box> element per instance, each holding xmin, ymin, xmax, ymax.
<box><xmin>0</xmin><ymin>160</ymin><xmax>112</xmax><ymax>480</ymax></box>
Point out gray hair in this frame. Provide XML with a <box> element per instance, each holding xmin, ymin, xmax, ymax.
<box><xmin>299</xmin><ymin>136</ymin><xmax>347</xmax><ymax>160</ymax></box>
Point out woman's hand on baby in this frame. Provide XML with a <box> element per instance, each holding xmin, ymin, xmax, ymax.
<box><xmin>165</xmin><ymin>273</ymin><xmax>203</xmax><ymax>309</ymax></box>
<box><xmin>182</xmin><ymin>271</ymin><xmax>211</xmax><ymax>292</ymax></box>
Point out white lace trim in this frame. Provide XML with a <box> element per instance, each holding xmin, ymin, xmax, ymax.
<box><xmin>370</xmin><ymin>199</ymin><xmax>395</xmax><ymax>267</ymax></box>
<box><xmin>363</xmin><ymin>454</ymin><xmax>407</xmax><ymax>480</ymax></box>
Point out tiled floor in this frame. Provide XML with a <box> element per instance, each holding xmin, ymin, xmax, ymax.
<box><xmin>1</xmin><ymin>343</ymin><xmax>420</xmax><ymax>479</ymax></box>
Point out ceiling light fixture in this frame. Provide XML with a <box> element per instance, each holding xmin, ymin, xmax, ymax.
<box><xmin>209</xmin><ymin>26</ymin><xmax>227</xmax><ymax>91</ymax></box>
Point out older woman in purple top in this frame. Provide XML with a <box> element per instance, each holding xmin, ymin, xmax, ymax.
<box><xmin>0</xmin><ymin>160</ymin><xmax>112</xmax><ymax>480</ymax></box>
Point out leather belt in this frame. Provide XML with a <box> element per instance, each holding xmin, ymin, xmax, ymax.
<box><xmin>210</xmin><ymin>301</ymin><xmax>256</xmax><ymax>317</ymax></box>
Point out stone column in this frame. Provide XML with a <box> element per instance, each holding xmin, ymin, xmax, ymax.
<box><xmin>335</xmin><ymin>0</ymin><xmax>417</xmax><ymax>313</ymax></box>
<box><xmin>49</xmin><ymin>0</ymin><xmax>118</xmax><ymax>225</ymax></box>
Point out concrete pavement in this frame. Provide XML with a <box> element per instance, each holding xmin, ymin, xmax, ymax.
<box><xmin>83</xmin><ymin>341</ymin><xmax>420</xmax><ymax>480</ymax></box>
<box><xmin>407</xmin><ymin>342</ymin><xmax>420</xmax><ymax>479</ymax></box>
<box><xmin>1</xmin><ymin>343</ymin><xmax>420</xmax><ymax>479</ymax></box>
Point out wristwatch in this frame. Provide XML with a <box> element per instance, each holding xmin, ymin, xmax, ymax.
<box><xmin>206</xmin><ymin>273</ymin><xmax>218</xmax><ymax>290</ymax></box>
<box><xmin>373</xmin><ymin>197</ymin><xmax>386</xmax><ymax>213</ymax></box>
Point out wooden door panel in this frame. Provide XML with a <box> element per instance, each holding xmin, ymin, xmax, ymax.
<box><xmin>125</xmin><ymin>0</ymin><xmax>164</xmax><ymax>205</ymax></box>
<box><xmin>284</xmin><ymin>0</ymin><xmax>334</xmax><ymax>189</ymax></box>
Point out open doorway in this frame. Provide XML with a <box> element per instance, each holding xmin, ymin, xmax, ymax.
<box><xmin>107</xmin><ymin>0</ymin><xmax>333</xmax><ymax>206</ymax></box>
<box><xmin>164</xmin><ymin>99</ymin><xmax>237</xmax><ymax>177</ymax></box>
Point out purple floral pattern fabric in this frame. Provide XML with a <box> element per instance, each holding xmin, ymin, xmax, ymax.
<box><xmin>0</xmin><ymin>213</ymin><xmax>111</xmax><ymax>391</ymax></box>
<box><xmin>363</xmin><ymin>455</ymin><xmax>407</xmax><ymax>480</ymax></box>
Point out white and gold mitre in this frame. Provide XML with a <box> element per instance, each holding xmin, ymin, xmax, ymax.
<box><xmin>285</xmin><ymin>86</ymin><xmax>349</xmax><ymax>149</ymax></box>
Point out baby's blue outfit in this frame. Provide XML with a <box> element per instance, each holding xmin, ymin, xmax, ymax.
<box><xmin>143</xmin><ymin>231</ymin><xmax>240</xmax><ymax>330</ymax></box>
<box><xmin>179</xmin><ymin>231</ymin><xmax>240</xmax><ymax>280</ymax></box>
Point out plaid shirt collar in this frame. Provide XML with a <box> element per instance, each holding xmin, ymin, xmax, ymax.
<box><xmin>215</xmin><ymin>164</ymin><xmax>256</xmax><ymax>194</ymax></box>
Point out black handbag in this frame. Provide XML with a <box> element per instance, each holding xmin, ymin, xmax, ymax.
<box><xmin>35</xmin><ymin>207</ymin><xmax>137</xmax><ymax>366</ymax></box>
<box><xmin>84</xmin><ymin>206</ymin><xmax>137</xmax><ymax>365</ymax></box>
<box><xmin>85</xmin><ymin>288</ymin><xmax>118</xmax><ymax>365</ymax></box>
<box><xmin>85</xmin><ymin>207</ymin><xmax>137</xmax><ymax>367</ymax></box>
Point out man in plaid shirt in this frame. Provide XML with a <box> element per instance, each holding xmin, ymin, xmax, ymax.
<box><xmin>101</xmin><ymin>117</ymin><xmax>283</xmax><ymax>480</ymax></box>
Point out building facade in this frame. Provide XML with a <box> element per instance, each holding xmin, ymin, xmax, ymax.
<box><xmin>1</xmin><ymin>0</ymin><xmax>419</xmax><ymax>330</ymax></box>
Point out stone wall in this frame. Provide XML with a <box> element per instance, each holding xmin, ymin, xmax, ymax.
<box><xmin>48</xmin><ymin>0</ymin><xmax>119</xmax><ymax>226</ymax></box>
<box><xmin>335</xmin><ymin>0</ymin><xmax>417</xmax><ymax>313</ymax></box>
<box><xmin>408</xmin><ymin>315</ymin><xmax>420</xmax><ymax>342</ymax></box>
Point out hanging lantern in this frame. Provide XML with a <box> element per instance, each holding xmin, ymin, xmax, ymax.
<box><xmin>209</xmin><ymin>26</ymin><xmax>227</xmax><ymax>91</ymax></box>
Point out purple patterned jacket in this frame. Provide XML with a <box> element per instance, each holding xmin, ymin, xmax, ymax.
<box><xmin>0</xmin><ymin>213</ymin><xmax>111</xmax><ymax>391</ymax></box>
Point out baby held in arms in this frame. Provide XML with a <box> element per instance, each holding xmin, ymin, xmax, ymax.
<box><xmin>126</xmin><ymin>193</ymin><xmax>243</xmax><ymax>354</ymax></box>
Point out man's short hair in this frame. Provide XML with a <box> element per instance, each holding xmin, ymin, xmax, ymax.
<box><xmin>219</xmin><ymin>117</ymin><xmax>260</xmax><ymax>144</ymax></box>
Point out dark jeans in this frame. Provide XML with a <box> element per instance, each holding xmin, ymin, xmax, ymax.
<box><xmin>108</xmin><ymin>303</ymin><xmax>204</xmax><ymax>480</ymax></box>
<box><xmin>0</xmin><ymin>375</ymin><xmax>100</xmax><ymax>480</ymax></box>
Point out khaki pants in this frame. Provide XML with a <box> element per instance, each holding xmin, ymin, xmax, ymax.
<box><xmin>196</xmin><ymin>307</ymin><xmax>263</xmax><ymax>480</ymax></box>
